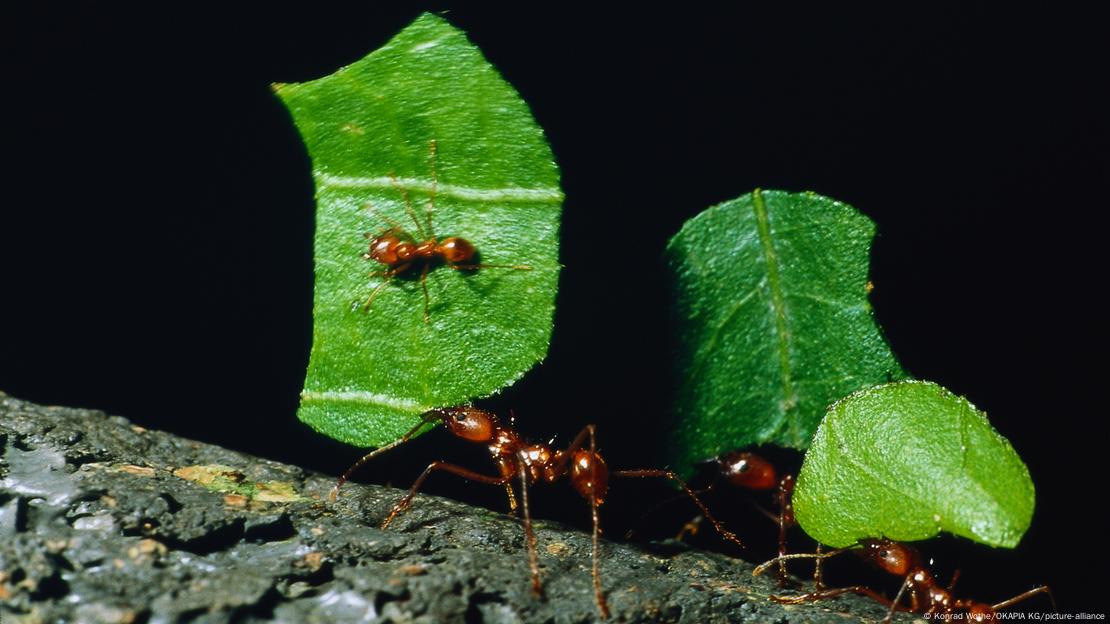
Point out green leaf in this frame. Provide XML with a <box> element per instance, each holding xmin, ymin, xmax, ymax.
<box><xmin>793</xmin><ymin>381</ymin><xmax>1035</xmax><ymax>549</ymax></box>
<box><xmin>277</xmin><ymin>14</ymin><xmax>562</xmax><ymax>447</ymax></box>
<box><xmin>664</xmin><ymin>189</ymin><xmax>905</xmax><ymax>473</ymax></box>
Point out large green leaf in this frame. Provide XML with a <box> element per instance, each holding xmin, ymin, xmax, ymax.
<box><xmin>793</xmin><ymin>381</ymin><xmax>1035</xmax><ymax>548</ymax></box>
<box><xmin>664</xmin><ymin>190</ymin><xmax>904</xmax><ymax>474</ymax></box>
<box><xmin>277</xmin><ymin>14</ymin><xmax>562</xmax><ymax>447</ymax></box>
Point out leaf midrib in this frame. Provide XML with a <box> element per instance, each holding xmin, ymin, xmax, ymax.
<box><xmin>751</xmin><ymin>189</ymin><xmax>797</xmax><ymax>444</ymax></box>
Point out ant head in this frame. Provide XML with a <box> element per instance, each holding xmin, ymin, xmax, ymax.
<box><xmin>569</xmin><ymin>450</ymin><xmax>610</xmax><ymax>505</ymax></box>
<box><xmin>429</xmin><ymin>406</ymin><xmax>498</xmax><ymax>443</ymax></box>
<box><xmin>439</xmin><ymin>237</ymin><xmax>476</xmax><ymax>264</ymax></box>
<box><xmin>368</xmin><ymin>234</ymin><xmax>403</xmax><ymax>265</ymax></box>
<box><xmin>858</xmin><ymin>538</ymin><xmax>916</xmax><ymax>576</ymax></box>
<box><xmin>717</xmin><ymin>451</ymin><xmax>778</xmax><ymax>490</ymax></box>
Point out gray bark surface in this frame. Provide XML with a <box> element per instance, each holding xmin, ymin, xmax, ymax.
<box><xmin>0</xmin><ymin>393</ymin><xmax>919</xmax><ymax>623</ymax></box>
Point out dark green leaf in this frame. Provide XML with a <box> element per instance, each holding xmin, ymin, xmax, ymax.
<box><xmin>793</xmin><ymin>381</ymin><xmax>1035</xmax><ymax>548</ymax></box>
<box><xmin>277</xmin><ymin>14</ymin><xmax>561</xmax><ymax>447</ymax></box>
<box><xmin>664</xmin><ymin>190</ymin><xmax>904</xmax><ymax>474</ymax></box>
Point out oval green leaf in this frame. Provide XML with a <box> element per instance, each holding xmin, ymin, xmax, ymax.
<box><xmin>793</xmin><ymin>381</ymin><xmax>1035</xmax><ymax>548</ymax></box>
<box><xmin>664</xmin><ymin>190</ymin><xmax>905</xmax><ymax>474</ymax></box>
<box><xmin>277</xmin><ymin>14</ymin><xmax>562</xmax><ymax>446</ymax></box>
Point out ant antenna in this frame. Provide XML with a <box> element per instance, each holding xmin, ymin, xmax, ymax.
<box><xmin>948</xmin><ymin>569</ymin><xmax>961</xmax><ymax>593</ymax></box>
<box><xmin>389</xmin><ymin>172</ymin><xmax>428</xmax><ymax>241</ymax></box>
<box><xmin>363</xmin><ymin>202</ymin><xmax>406</xmax><ymax>234</ymax></box>
<box><xmin>426</xmin><ymin>139</ymin><xmax>437</xmax><ymax>238</ymax></box>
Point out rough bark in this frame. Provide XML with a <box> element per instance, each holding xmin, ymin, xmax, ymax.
<box><xmin>0</xmin><ymin>393</ymin><xmax>918</xmax><ymax>623</ymax></box>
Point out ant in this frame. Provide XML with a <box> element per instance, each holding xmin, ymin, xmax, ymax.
<box><xmin>754</xmin><ymin>538</ymin><xmax>1053</xmax><ymax>623</ymax></box>
<box><xmin>360</xmin><ymin>139</ymin><xmax>531</xmax><ymax>324</ymax></box>
<box><xmin>329</xmin><ymin>406</ymin><xmax>744</xmax><ymax>619</ymax></box>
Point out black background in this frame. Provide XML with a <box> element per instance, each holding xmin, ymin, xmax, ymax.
<box><xmin>3</xmin><ymin>4</ymin><xmax>1106</xmax><ymax>613</ymax></box>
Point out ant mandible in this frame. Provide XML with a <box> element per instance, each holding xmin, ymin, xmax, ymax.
<box><xmin>330</xmin><ymin>406</ymin><xmax>744</xmax><ymax>619</ymax></box>
<box><xmin>361</xmin><ymin>139</ymin><xmax>531</xmax><ymax>324</ymax></box>
<box><xmin>754</xmin><ymin>538</ymin><xmax>1053</xmax><ymax>623</ymax></box>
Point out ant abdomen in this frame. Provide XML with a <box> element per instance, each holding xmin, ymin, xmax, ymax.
<box><xmin>439</xmin><ymin>237</ymin><xmax>476</xmax><ymax>263</ymax></box>
<box><xmin>570</xmin><ymin>450</ymin><xmax>610</xmax><ymax>504</ymax></box>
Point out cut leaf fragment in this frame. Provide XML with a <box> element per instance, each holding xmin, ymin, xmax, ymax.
<box><xmin>664</xmin><ymin>190</ymin><xmax>904</xmax><ymax>474</ymax></box>
<box><xmin>277</xmin><ymin>14</ymin><xmax>562</xmax><ymax>447</ymax></box>
<box><xmin>793</xmin><ymin>381</ymin><xmax>1035</xmax><ymax>549</ymax></box>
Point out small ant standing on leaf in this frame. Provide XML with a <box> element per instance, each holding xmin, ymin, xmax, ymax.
<box><xmin>361</xmin><ymin>139</ymin><xmax>531</xmax><ymax>324</ymax></box>
<box><xmin>330</xmin><ymin>406</ymin><xmax>744</xmax><ymax>619</ymax></box>
<box><xmin>754</xmin><ymin>538</ymin><xmax>1053</xmax><ymax>623</ymax></box>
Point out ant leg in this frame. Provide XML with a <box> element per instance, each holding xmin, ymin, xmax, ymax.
<box><xmin>612</xmin><ymin>468</ymin><xmax>745</xmax><ymax>551</ymax></box>
<box><xmin>361</xmin><ymin>264</ymin><xmax>412</xmax><ymax>313</ymax></box>
<box><xmin>771</xmin><ymin>585</ymin><xmax>896</xmax><ymax>609</ymax></box>
<box><xmin>775</xmin><ymin>475</ymin><xmax>796</xmax><ymax>584</ymax></box>
<box><xmin>503</xmin><ymin>482</ymin><xmax>518</xmax><ymax>515</ymax></box>
<box><xmin>543</xmin><ymin>425</ymin><xmax>611</xmax><ymax>617</ymax></box>
<box><xmin>624</xmin><ymin>482</ymin><xmax>717</xmax><ymax>541</ymax></box>
<box><xmin>758</xmin><ymin>549</ymin><xmax>905</xmax><ymax>613</ymax></box>
<box><xmin>992</xmin><ymin>586</ymin><xmax>1055</xmax><ymax>612</ymax></box>
<box><xmin>753</xmin><ymin>547</ymin><xmax>854</xmax><ymax>577</ymax></box>
<box><xmin>362</xmin><ymin>279</ymin><xmax>392</xmax><ymax>312</ymax></box>
<box><xmin>947</xmin><ymin>569</ymin><xmax>961</xmax><ymax>593</ymax></box>
<box><xmin>881</xmin><ymin>573</ymin><xmax>913</xmax><ymax>624</ymax></box>
<box><xmin>419</xmin><ymin>263</ymin><xmax>431</xmax><ymax>325</ymax></box>
<box><xmin>676</xmin><ymin>515</ymin><xmax>705</xmax><ymax>541</ymax></box>
<box><xmin>330</xmin><ymin>411</ymin><xmax>442</xmax><ymax>501</ymax></box>
<box><xmin>813</xmin><ymin>544</ymin><xmax>827</xmax><ymax>590</ymax></box>
<box><xmin>382</xmin><ymin>461</ymin><xmax>512</xmax><ymax>529</ymax></box>
<box><xmin>362</xmin><ymin>269</ymin><xmax>401</xmax><ymax>312</ymax></box>
<box><xmin>389</xmin><ymin>172</ymin><xmax>428</xmax><ymax>241</ymax></box>
<box><xmin>776</xmin><ymin>511</ymin><xmax>789</xmax><ymax>583</ymax></box>
<box><xmin>494</xmin><ymin>457</ymin><xmax>519</xmax><ymax>515</ymax></box>
<box><xmin>516</xmin><ymin>460</ymin><xmax>544</xmax><ymax>599</ymax></box>
<box><xmin>586</xmin><ymin>425</ymin><xmax>611</xmax><ymax>619</ymax></box>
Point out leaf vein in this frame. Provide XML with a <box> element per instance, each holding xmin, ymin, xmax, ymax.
<box><xmin>690</xmin><ymin>281</ymin><xmax>765</xmax><ymax>373</ymax></box>
<box><xmin>318</xmin><ymin>173</ymin><xmax>563</xmax><ymax>203</ymax></box>
<box><xmin>786</xmin><ymin>291</ymin><xmax>869</xmax><ymax>312</ymax></box>
<box><xmin>752</xmin><ymin>190</ymin><xmax>798</xmax><ymax>443</ymax></box>
<box><xmin>300</xmin><ymin>391</ymin><xmax>431</xmax><ymax>413</ymax></box>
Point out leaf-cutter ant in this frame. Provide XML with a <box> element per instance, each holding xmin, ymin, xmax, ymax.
<box><xmin>754</xmin><ymin>538</ymin><xmax>1053</xmax><ymax>623</ymax></box>
<box><xmin>361</xmin><ymin>139</ymin><xmax>531</xmax><ymax>324</ymax></box>
<box><xmin>330</xmin><ymin>406</ymin><xmax>744</xmax><ymax>619</ymax></box>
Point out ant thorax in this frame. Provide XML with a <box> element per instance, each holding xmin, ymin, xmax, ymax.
<box><xmin>519</xmin><ymin>444</ymin><xmax>555</xmax><ymax>482</ymax></box>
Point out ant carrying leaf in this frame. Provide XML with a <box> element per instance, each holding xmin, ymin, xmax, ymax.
<box><xmin>755</xmin><ymin>538</ymin><xmax>1053</xmax><ymax>623</ymax></box>
<box><xmin>331</xmin><ymin>406</ymin><xmax>744</xmax><ymax>620</ymax></box>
